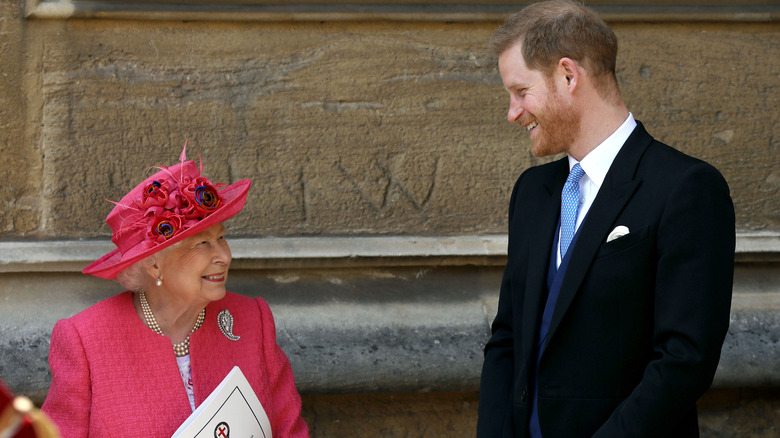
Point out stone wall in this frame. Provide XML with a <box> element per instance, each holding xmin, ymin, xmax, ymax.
<box><xmin>2</xmin><ymin>7</ymin><xmax>779</xmax><ymax>238</ymax></box>
<box><xmin>1</xmin><ymin>1</ymin><xmax>778</xmax><ymax>436</ymax></box>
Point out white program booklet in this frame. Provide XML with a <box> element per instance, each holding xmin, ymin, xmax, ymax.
<box><xmin>172</xmin><ymin>366</ymin><xmax>272</xmax><ymax>438</ymax></box>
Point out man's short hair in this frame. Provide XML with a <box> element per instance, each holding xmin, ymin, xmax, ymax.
<box><xmin>490</xmin><ymin>0</ymin><xmax>619</xmax><ymax>95</ymax></box>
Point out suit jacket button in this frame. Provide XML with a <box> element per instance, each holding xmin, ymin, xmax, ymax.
<box><xmin>520</xmin><ymin>390</ymin><xmax>528</xmax><ymax>403</ymax></box>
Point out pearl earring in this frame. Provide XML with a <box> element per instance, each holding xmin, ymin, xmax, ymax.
<box><xmin>156</xmin><ymin>277</ymin><xmax>162</xmax><ymax>287</ymax></box>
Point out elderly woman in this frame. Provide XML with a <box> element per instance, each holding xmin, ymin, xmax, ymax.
<box><xmin>42</xmin><ymin>148</ymin><xmax>309</xmax><ymax>437</ymax></box>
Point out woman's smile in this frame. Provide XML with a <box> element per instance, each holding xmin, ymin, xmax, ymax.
<box><xmin>202</xmin><ymin>272</ymin><xmax>226</xmax><ymax>282</ymax></box>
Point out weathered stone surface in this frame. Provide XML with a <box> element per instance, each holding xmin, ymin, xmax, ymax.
<box><xmin>0</xmin><ymin>18</ymin><xmax>776</xmax><ymax>239</ymax></box>
<box><xmin>717</xmin><ymin>304</ymin><xmax>780</xmax><ymax>387</ymax></box>
<box><xmin>0</xmin><ymin>326</ymin><xmax>52</xmax><ymax>404</ymax></box>
<box><xmin>0</xmin><ymin>0</ymin><xmax>42</xmax><ymax>235</ymax></box>
<box><xmin>298</xmin><ymin>388</ymin><xmax>780</xmax><ymax>438</ymax></box>
<box><xmin>301</xmin><ymin>392</ymin><xmax>479</xmax><ymax>438</ymax></box>
<box><xmin>30</xmin><ymin>19</ymin><xmax>523</xmax><ymax>238</ymax></box>
<box><xmin>698</xmin><ymin>387</ymin><xmax>780</xmax><ymax>438</ymax></box>
<box><xmin>613</xmin><ymin>23</ymin><xmax>780</xmax><ymax>232</ymax></box>
<box><xmin>255</xmin><ymin>268</ymin><xmax>496</xmax><ymax>394</ymax></box>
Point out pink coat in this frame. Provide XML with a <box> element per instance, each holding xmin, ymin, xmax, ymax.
<box><xmin>42</xmin><ymin>291</ymin><xmax>309</xmax><ymax>438</ymax></box>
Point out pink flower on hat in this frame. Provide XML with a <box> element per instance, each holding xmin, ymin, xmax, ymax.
<box><xmin>181</xmin><ymin>177</ymin><xmax>222</xmax><ymax>216</ymax></box>
<box><xmin>141</xmin><ymin>180</ymin><xmax>170</xmax><ymax>209</ymax></box>
<box><xmin>149</xmin><ymin>213</ymin><xmax>186</xmax><ymax>242</ymax></box>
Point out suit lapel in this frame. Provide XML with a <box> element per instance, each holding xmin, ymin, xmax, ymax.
<box><xmin>543</xmin><ymin>123</ymin><xmax>654</xmax><ymax>350</ymax></box>
<box><xmin>521</xmin><ymin>159</ymin><xmax>569</xmax><ymax>363</ymax></box>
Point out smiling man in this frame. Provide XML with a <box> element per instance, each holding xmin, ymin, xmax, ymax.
<box><xmin>477</xmin><ymin>1</ymin><xmax>736</xmax><ymax>437</ymax></box>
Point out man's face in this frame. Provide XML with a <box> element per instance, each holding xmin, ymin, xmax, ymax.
<box><xmin>498</xmin><ymin>43</ymin><xmax>580</xmax><ymax>157</ymax></box>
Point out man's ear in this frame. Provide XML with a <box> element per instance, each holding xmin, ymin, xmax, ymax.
<box><xmin>558</xmin><ymin>57</ymin><xmax>580</xmax><ymax>92</ymax></box>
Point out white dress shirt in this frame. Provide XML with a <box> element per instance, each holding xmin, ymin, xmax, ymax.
<box><xmin>557</xmin><ymin>113</ymin><xmax>637</xmax><ymax>267</ymax></box>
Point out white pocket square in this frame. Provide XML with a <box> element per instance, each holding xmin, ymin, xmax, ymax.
<box><xmin>606</xmin><ymin>225</ymin><xmax>630</xmax><ymax>243</ymax></box>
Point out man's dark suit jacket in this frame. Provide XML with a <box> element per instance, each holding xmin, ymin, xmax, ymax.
<box><xmin>477</xmin><ymin>122</ymin><xmax>735</xmax><ymax>437</ymax></box>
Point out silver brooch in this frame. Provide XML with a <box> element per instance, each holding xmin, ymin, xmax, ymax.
<box><xmin>217</xmin><ymin>309</ymin><xmax>241</xmax><ymax>341</ymax></box>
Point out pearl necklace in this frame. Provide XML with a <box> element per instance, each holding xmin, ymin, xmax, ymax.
<box><xmin>139</xmin><ymin>292</ymin><xmax>205</xmax><ymax>357</ymax></box>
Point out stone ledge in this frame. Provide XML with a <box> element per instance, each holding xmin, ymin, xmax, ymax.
<box><xmin>275</xmin><ymin>292</ymin><xmax>780</xmax><ymax>394</ymax></box>
<box><xmin>25</xmin><ymin>1</ymin><xmax>780</xmax><ymax>23</ymax></box>
<box><xmin>0</xmin><ymin>231</ymin><xmax>777</xmax><ymax>273</ymax></box>
<box><xmin>2</xmin><ymin>290</ymin><xmax>777</xmax><ymax>403</ymax></box>
<box><xmin>735</xmin><ymin>232</ymin><xmax>780</xmax><ymax>262</ymax></box>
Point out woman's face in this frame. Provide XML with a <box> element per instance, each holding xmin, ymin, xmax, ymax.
<box><xmin>154</xmin><ymin>223</ymin><xmax>232</xmax><ymax>308</ymax></box>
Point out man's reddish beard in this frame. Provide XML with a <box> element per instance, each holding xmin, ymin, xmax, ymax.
<box><xmin>528</xmin><ymin>80</ymin><xmax>581</xmax><ymax>158</ymax></box>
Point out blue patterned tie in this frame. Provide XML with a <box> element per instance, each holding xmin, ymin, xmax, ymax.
<box><xmin>560</xmin><ymin>163</ymin><xmax>585</xmax><ymax>258</ymax></box>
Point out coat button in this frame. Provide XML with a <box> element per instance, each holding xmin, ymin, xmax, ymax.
<box><xmin>520</xmin><ymin>390</ymin><xmax>528</xmax><ymax>403</ymax></box>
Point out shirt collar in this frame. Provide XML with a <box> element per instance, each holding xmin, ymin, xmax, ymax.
<box><xmin>568</xmin><ymin>113</ymin><xmax>637</xmax><ymax>188</ymax></box>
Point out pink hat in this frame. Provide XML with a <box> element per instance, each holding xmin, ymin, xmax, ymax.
<box><xmin>82</xmin><ymin>146</ymin><xmax>251</xmax><ymax>280</ymax></box>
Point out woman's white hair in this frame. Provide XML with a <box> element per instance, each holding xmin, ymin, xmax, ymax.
<box><xmin>114</xmin><ymin>241</ymin><xmax>180</xmax><ymax>292</ymax></box>
<box><xmin>114</xmin><ymin>255</ymin><xmax>156</xmax><ymax>292</ymax></box>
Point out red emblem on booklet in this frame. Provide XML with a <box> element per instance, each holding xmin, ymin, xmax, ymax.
<box><xmin>214</xmin><ymin>421</ymin><xmax>230</xmax><ymax>438</ymax></box>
